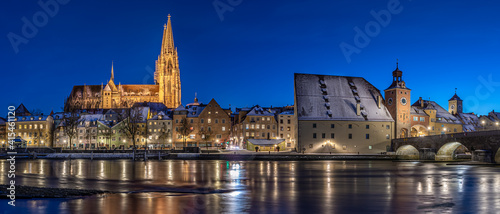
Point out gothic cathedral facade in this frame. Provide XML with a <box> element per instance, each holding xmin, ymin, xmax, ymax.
<box><xmin>65</xmin><ymin>15</ymin><xmax>181</xmax><ymax>111</ymax></box>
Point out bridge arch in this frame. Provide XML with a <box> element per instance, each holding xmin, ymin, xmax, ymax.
<box><xmin>396</xmin><ymin>145</ymin><xmax>419</xmax><ymax>160</ymax></box>
<box><xmin>411</xmin><ymin>125</ymin><xmax>428</xmax><ymax>137</ymax></box>
<box><xmin>435</xmin><ymin>142</ymin><xmax>470</xmax><ymax>161</ymax></box>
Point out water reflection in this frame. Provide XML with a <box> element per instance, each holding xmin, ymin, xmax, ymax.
<box><xmin>1</xmin><ymin>160</ymin><xmax>500</xmax><ymax>213</ymax></box>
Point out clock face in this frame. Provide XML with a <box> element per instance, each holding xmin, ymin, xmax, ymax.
<box><xmin>451</xmin><ymin>104</ymin><xmax>455</xmax><ymax>110</ymax></box>
<box><xmin>401</xmin><ymin>97</ymin><xmax>407</xmax><ymax>105</ymax></box>
<box><xmin>387</xmin><ymin>98</ymin><xmax>393</xmax><ymax>106</ymax></box>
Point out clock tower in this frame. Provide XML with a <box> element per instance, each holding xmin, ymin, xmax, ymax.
<box><xmin>448</xmin><ymin>88</ymin><xmax>463</xmax><ymax>115</ymax></box>
<box><xmin>384</xmin><ymin>62</ymin><xmax>411</xmax><ymax>138</ymax></box>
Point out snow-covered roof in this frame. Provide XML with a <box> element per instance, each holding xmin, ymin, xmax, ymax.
<box><xmin>428</xmin><ymin>101</ymin><xmax>461</xmax><ymax>124</ymax></box>
<box><xmin>279</xmin><ymin>110</ymin><xmax>294</xmax><ymax>116</ymax></box>
<box><xmin>448</xmin><ymin>93</ymin><xmax>463</xmax><ymax>101</ymax></box>
<box><xmin>488</xmin><ymin>111</ymin><xmax>500</xmax><ymax>121</ymax></box>
<box><xmin>15</xmin><ymin>115</ymin><xmax>51</xmax><ymax>122</ymax></box>
<box><xmin>247</xmin><ymin>106</ymin><xmax>275</xmax><ymax>117</ymax></box>
<box><xmin>80</xmin><ymin>114</ymin><xmax>103</xmax><ymax>122</ymax></box>
<box><xmin>186</xmin><ymin>105</ymin><xmax>206</xmax><ymax>118</ymax></box>
<box><xmin>456</xmin><ymin>113</ymin><xmax>479</xmax><ymax>132</ymax></box>
<box><xmin>247</xmin><ymin>139</ymin><xmax>285</xmax><ymax>146</ymax></box>
<box><xmin>294</xmin><ymin>73</ymin><xmax>394</xmax><ymax>122</ymax></box>
<box><xmin>410</xmin><ymin>106</ymin><xmax>428</xmax><ymax>117</ymax></box>
<box><xmin>174</xmin><ymin>105</ymin><xmax>186</xmax><ymax>111</ymax></box>
<box><xmin>411</xmin><ymin>99</ymin><xmax>461</xmax><ymax>124</ymax></box>
<box><xmin>149</xmin><ymin>111</ymin><xmax>172</xmax><ymax>120</ymax></box>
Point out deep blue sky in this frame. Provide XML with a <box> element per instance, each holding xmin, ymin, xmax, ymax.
<box><xmin>1</xmin><ymin>0</ymin><xmax>500</xmax><ymax>116</ymax></box>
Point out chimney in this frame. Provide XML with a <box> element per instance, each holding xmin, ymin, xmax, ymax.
<box><xmin>419</xmin><ymin>97</ymin><xmax>424</xmax><ymax>108</ymax></box>
<box><xmin>356</xmin><ymin>103</ymin><xmax>361</xmax><ymax>116</ymax></box>
<box><xmin>377</xmin><ymin>96</ymin><xmax>381</xmax><ymax>109</ymax></box>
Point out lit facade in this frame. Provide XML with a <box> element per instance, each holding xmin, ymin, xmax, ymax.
<box><xmin>65</xmin><ymin>16</ymin><xmax>181</xmax><ymax>110</ymax></box>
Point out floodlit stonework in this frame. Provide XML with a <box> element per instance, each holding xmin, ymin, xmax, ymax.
<box><xmin>65</xmin><ymin>15</ymin><xmax>181</xmax><ymax>110</ymax></box>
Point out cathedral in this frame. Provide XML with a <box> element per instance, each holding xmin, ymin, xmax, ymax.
<box><xmin>64</xmin><ymin>15</ymin><xmax>181</xmax><ymax>111</ymax></box>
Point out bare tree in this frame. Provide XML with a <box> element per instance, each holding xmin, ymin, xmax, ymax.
<box><xmin>62</xmin><ymin>106</ymin><xmax>81</xmax><ymax>150</ymax></box>
<box><xmin>158</xmin><ymin>123</ymin><xmax>171</xmax><ymax>149</ymax></box>
<box><xmin>179</xmin><ymin>118</ymin><xmax>192</xmax><ymax>148</ymax></box>
<box><xmin>199</xmin><ymin>128</ymin><xmax>214</xmax><ymax>150</ymax></box>
<box><xmin>103</xmin><ymin>124</ymin><xmax>112</xmax><ymax>149</ymax></box>
<box><xmin>117</xmin><ymin>107</ymin><xmax>144</xmax><ymax>152</ymax></box>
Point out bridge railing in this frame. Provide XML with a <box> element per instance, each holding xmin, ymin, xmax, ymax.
<box><xmin>393</xmin><ymin>130</ymin><xmax>500</xmax><ymax>144</ymax></box>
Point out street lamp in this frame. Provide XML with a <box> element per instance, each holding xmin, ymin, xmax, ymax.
<box><xmin>482</xmin><ymin>120</ymin><xmax>486</xmax><ymax>131</ymax></box>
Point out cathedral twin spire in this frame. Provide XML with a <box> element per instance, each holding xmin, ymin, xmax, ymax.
<box><xmin>161</xmin><ymin>14</ymin><xmax>175</xmax><ymax>55</ymax></box>
<box><xmin>156</xmin><ymin>14</ymin><xmax>181</xmax><ymax>108</ymax></box>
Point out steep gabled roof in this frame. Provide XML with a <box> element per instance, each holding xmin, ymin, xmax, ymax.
<box><xmin>294</xmin><ymin>73</ymin><xmax>393</xmax><ymax>122</ymax></box>
<box><xmin>449</xmin><ymin>93</ymin><xmax>462</xmax><ymax>101</ymax></box>
<box><xmin>15</xmin><ymin>103</ymin><xmax>31</xmax><ymax>116</ymax></box>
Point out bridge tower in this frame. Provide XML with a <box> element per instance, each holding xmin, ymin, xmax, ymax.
<box><xmin>384</xmin><ymin>61</ymin><xmax>411</xmax><ymax>138</ymax></box>
<box><xmin>448</xmin><ymin>88</ymin><xmax>463</xmax><ymax>115</ymax></box>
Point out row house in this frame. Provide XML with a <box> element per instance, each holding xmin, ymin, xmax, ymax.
<box><xmin>146</xmin><ymin>111</ymin><xmax>173</xmax><ymax>148</ymax></box>
<box><xmin>172</xmin><ymin>98</ymin><xmax>231</xmax><ymax>148</ymax></box>
<box><xmin>14</xmin><ymin>114</ymin><xmax>54</xmax><ymax>148</ymax></box>
<box><xmin>277</xmin><ymin>110</ymin><xmax>296</xmax><ymax>149</ymax></box>
<box><xmin>232</xmin><ymin>106</ymin><xmax>280</xmax><ymax>150</ymax></box>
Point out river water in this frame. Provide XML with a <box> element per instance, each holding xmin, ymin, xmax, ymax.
<box><xmin>1</xmin><ymin>159</ymin><xmax>499</xmax><ymax>213</ymax></box>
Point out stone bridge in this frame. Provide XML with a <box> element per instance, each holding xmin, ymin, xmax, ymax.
<box><xmin>392</xmin><ymin>130</ymin><xmax>500</xmax><ymax>163</ymax></box>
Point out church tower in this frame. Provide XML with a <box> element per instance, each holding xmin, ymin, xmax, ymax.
<box><xmin>448</xmin><ymin>88</ymin><xmax>463</xmax><ymax>115</ymax></box>
<box><xmin>155</xmin><ymin>14</ymin><xmax>181</xmax><ymax>108</ymax></box>
<box><xmin>384</xmin><ymin>61</ymin><xmax>411</xmax><ymax>138</ymax></box>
